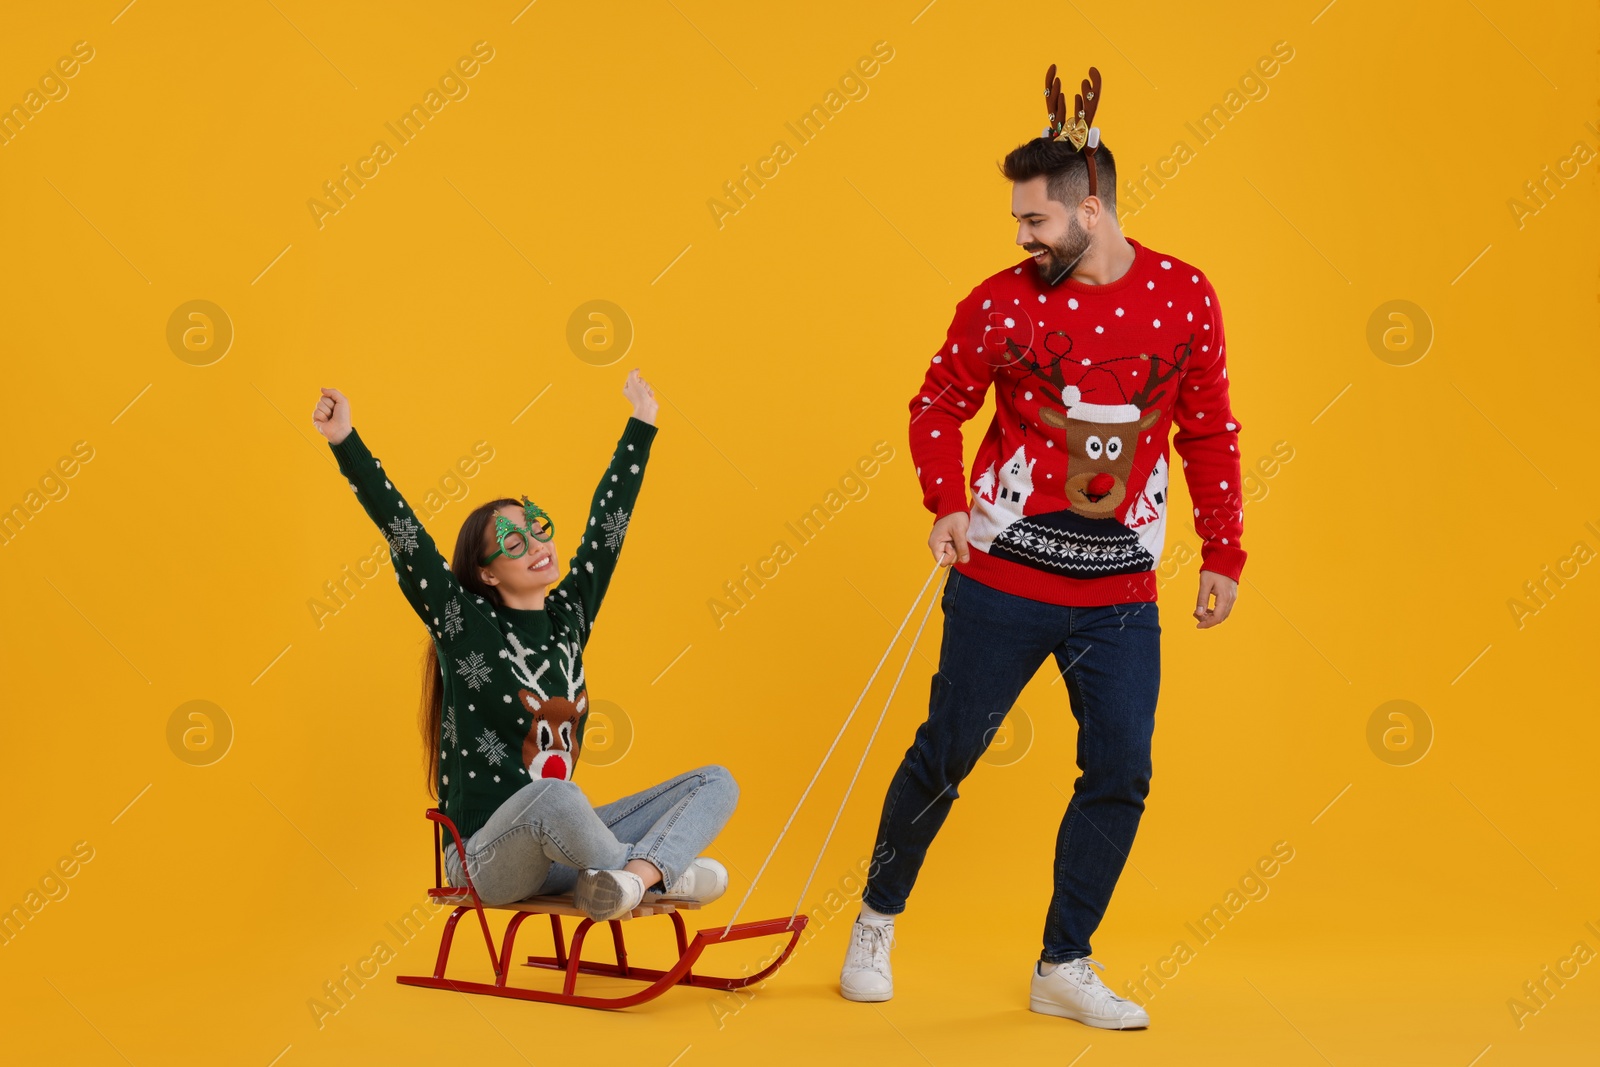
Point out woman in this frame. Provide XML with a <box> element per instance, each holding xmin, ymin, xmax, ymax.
<box><xmin>312</xmin><ymin>369</ymin><xmax>737</xmax><ymax>922</ymax></box>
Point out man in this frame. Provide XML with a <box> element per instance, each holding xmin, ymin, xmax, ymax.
<box><xmin>838</xmin><ymin>66</ymin><xmax>1246</xmax><ymax>1029</ymax></box>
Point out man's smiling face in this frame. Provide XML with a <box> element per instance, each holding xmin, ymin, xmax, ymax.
<box><xmin>1012</xmin><ymin>175</ymin><xmax>1091</xmax><ymax>285</ymax></box>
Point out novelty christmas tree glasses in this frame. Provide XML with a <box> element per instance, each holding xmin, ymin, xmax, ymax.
<box><xmin>481</xmin><ymin>496</ymin><xmax>555</xmax><ymax>565</ymax></box>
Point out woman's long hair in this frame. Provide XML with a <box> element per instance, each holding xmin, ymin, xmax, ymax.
<box><xmin>420</xmin><ymin>497</ymin><xmax>521</xmax><ymax>796</ymax></box>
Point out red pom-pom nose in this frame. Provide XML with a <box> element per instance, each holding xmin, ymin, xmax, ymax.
<box><xmin>1088</xmin><ymin>473</ymin><xmax>1115</xmax><ymax>496</ymax></box>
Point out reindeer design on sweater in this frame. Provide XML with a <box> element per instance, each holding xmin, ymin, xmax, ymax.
<box><xmin>976</xmin><ymin>334</ymin><xmax>1190</xmax><ymax>577</ymax></box>
<box><xmin>1036</xmin><ymin>343</ymin><xmax>1184</xmax><ymax>518</ymax></box>
<box><xmin>504</xmin><ymin>629</ymin><xmax>588</xmax><ymax>781</ymax></box>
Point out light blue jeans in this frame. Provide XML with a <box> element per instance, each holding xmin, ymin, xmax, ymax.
<box><xmin>443</xmin><ymin>765</ymin><xmax>739</xmax><ymax>906</ymax></box>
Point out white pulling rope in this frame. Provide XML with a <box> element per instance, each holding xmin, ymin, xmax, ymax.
<box><xmin>786</xmin><ymin>569</ymin><xmax>944</xmax><ymax>926</ymax></box>
<box><xmin>721</xmin><ymin>562</ymin><xmax>945</xmax><ymax>937</ymax></box>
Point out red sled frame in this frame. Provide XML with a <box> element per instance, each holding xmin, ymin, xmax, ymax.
<box><xmin>395</xmin><ymin>809</ymin><xmax>808</xmax><ymax>1009</ymax></box>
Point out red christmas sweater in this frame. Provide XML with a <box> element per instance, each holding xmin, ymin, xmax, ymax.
<box><xmin>910</xmin><ymin>237</ymin><xmax>1246</xmax><ymax>606</ymax></box>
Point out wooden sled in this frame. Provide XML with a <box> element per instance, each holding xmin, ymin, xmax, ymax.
<box><xmin>395</xmin><ymin>809</ymin><xmax>808</xmax><ymax>1009</ymax></box>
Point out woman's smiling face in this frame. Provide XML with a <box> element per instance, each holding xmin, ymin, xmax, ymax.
<box><xmin>479</xmin><ymin>502</ymin><xmax>560</xmax><ymax>594</ymax></box>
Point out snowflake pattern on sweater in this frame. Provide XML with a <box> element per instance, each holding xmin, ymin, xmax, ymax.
<box><xmin>910</xmin><ymin>238</ymin><xmax>1246</xmax><ymax>606</ymax></box>
<box><xmin>601</xmin><ymin>508</ymin><xmax>630</xmax><ymax>551</ymax></box>
<box><xmin>329</xmin><ymin>417</ymin><xmax>658</xmax><ymax>843</ymax></box>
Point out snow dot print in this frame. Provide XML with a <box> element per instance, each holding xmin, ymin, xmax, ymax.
<box><xmin>907</xmin><ymin>236</ymin><xmax>1245</xmax><ymax>607</ymax></box>
<box><xmin>325</xmin><ymin>414</ymin><xmax>660</xmax><ymax>845</ymax></box>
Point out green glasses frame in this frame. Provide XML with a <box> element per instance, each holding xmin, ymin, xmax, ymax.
<box><xmin>481</xmin><ymin>495</ymin><xmax>555</xmax><ymax>565</ymax></box>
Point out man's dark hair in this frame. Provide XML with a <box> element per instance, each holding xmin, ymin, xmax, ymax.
<box><xmin>1000</xmin><ymin>138</ymin><xmax>1117</xmax><ymax>216</ymax></box>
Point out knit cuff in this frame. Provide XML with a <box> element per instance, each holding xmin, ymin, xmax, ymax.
<box><xmin>328</xmin><ymin>427</ymin><xmax>372</xmax><ymax>471</ymax></box>
<box><xmin>928</xmin><ymin>485</ymin><xmax>971</xmax><ymax>521</ymax></box>
<box><xmin>621</xmin><ymin>415</ymin><xmax>658</xmax><ymax>448</ymax></box>
<box><xmin>1199</xmin><ymin>542</ymin><xmax>1246</xmax><ymax>582</ymax></box>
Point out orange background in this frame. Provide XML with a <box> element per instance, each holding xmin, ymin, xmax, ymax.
<box><xmin>2</xmin><ymin>1</ymin><xmax>1596</xmax><ymax>1064</ymax></box>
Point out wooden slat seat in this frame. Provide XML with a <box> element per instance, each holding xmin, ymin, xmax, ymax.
<box><xmin>427</xmin><ymin>886</ymin><xmax>704</xmax><ymax>919</ymax></box>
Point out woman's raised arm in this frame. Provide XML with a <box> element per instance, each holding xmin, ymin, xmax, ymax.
<box><xmin>314</xmin><ymin>387</ymin><xmax>477</xmax><ymax>648</ymax></box>
<box><xmin>551</xmin><ymin>369</ymin><xmax>659</xmax><ymax>641</ymax></box>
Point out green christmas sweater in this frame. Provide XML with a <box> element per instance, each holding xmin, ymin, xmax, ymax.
<box><xmin>329</xmin><ymin>416</ymin><xmax>658</xmax><ymax>843</ymax></box>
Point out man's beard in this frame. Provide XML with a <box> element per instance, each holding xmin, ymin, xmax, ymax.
<box><xmin>1025</xmin><ymin>219</ymin><xmax>1092</xmax><ymax>285</ymax></box>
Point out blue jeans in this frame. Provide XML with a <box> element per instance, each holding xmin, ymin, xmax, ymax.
<box><xmin>862</xmin><ymin>569</ymin><xmax>1161</xmax><ymax>964</ymax></box>
<box><xmin>443</xmin><ymin>765</ymin><xmax>738</xmax><ymax>906</ymax></box>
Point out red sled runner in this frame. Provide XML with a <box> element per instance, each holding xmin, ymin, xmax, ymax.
<box><xmin>395</xmin><ymin>809</ymin><xmax>808</xmax><ymax>1010</ymax></box>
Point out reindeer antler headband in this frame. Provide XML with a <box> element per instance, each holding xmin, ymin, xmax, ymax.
<box><xmin>1042</xmin><ymin>63</ymin><xmax>1104</xmax><ymax>198</ymax></box>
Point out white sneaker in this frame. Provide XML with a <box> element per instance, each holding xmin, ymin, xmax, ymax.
<box><xmin>839</xmin><ymin>917</ymin><xmax>895</xmax><ymax>1002</ymax></box>
<box><xmin>1029</xmin><ymin>957</ymin><xmax>1150</xmax><ymax>1029</ymax></box>
<box><xmin>573</xmin><ymin>868</ymin><xmax>646</xmax><ymax>922</ymax></box>
<box><xmin>649</xmin><ymin>857</ymin><xmax>728</xmax><ymax>904</ymax></box>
